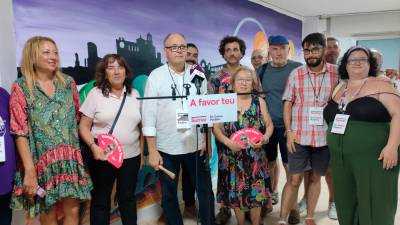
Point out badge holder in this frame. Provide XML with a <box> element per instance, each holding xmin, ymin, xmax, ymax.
<box><xmin>331</xmin><ymin>114</ymin><xmax>350</xmax><ymax>134</ymax></box>
<box><xmin>0</xmin><ymin>116</ymin><xmax>6</xmax><ymax>162</ymax></box>
<box><xmin>308</xmin><ymin>106</ymin><xmax>324</xmax><ymax>126</ymax></box>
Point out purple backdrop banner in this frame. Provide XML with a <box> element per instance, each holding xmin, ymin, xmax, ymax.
<box><xmin>14</xmin><ymin>0</ymin><xmax>302</xmax><ymax>84</ymax></box>
<box><xmin>12</xmin><ymin>1</ymin><xmax>302</xmax><ymax>224</ymax></box>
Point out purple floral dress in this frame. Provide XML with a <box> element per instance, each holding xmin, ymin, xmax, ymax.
<box><xmin>217</xmin><ymin>95</ymin><xmax>270</xmax><ymax>210</ymax></box>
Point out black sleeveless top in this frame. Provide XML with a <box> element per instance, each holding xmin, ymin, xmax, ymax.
<box><xmin>323</xmin><ymin>96</ymin><xmax>391</xmax><ymax>124</ymax></box>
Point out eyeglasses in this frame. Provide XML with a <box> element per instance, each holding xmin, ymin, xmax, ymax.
<box><xmin>165</xmin><ymin>45</ymin><xmax>187</xmax><ymax>52</ymax></box>
<box><xmin>225</xmin><ymin>48</ymin><xmax>240</xmax><ymax>54</ymax></box>
<box><xmin>237</xmin><ymin>78</ymin><xmax>252</xmax><ymax>83</ymax></box>
<box><xmin>347</xmin><ymin>58</ymin><xmax>369</xmax><ymax>65</ymax></box>
<box><xmin>106</xmin><ymin>66</ymin><xmax>125</xmax><ymax>71</ymax></box>
<box><xmin>251</xmin><ymin>55</ymin><xmax>264</xmax><ymax>60</ymax></box>
<box><xmin>303</xmin><ymin>47</ymin><xmax>322</xmax><ymax>55</ymax></box>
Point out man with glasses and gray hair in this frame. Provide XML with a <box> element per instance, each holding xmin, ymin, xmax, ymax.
<box><xmin>142</xmin><ymin>32</ymin><xmax>215</xmax><ymax>225</ymax></box>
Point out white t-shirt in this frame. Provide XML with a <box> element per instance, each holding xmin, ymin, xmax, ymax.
<box><xmin>142</xmin><ymin>64</ymin><xmax>207</xmax><ymax>155</ymax></box>
<box><xmin>80</xmin><ymin>87</ymin><xmax>141</xmax><ymax>159</ymax></box>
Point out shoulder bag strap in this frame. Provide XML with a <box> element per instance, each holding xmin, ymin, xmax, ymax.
<box><xmin>108</xmin><ymin>91</ymin><xmax>127</xmax><ymax>134</ymax></box>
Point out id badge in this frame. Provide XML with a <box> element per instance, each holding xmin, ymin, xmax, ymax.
<box><xmin>308</xmin><ymin>107</ymin><xmax>324</xmax><ymax>126</ymax></box>
<box><xmin>176</xmin><ymin>108</ymin><xmax>190</xmax><ymax>129</ymax></box>
<box><xmin>0</xmin><ymin>136</ymin><xmax>5</xmax><ymax>162</ymax></box>
<box><xmin>0</xmin><ymin>116</ymin><xmax>5</xmax><ymax>162</ymax></box>
<box><xmin>331</xmin><ymin>114</ymin><xmax>350</xmax><ymax>134</ymax></box>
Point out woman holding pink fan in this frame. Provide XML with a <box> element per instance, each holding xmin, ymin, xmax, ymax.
<box><xmin>213</xmin><ymin>66</ymin><xmax>273</xmax><ymax>225</ymax></box>
<box><xmin>79</xmin><ymin>54</ymin><xmax>143</xmax><ymax>225</ymax></box>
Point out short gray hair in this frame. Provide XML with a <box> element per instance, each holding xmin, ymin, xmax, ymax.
<box><xmin>163</xmin><ymin>32</ymin><xmax>186</xmax><ymax>46</ymax></box>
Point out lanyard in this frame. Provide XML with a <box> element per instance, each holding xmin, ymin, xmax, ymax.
<box><xmin>307</xmin><ymin>70</ymin><xmax>326</xmax><ymax>104</ymax></box>
<box><xmin>167</xmin><ymin>63</ymin><xmax>186</xmax><ymax>107</ymax></box>
<box><xmin>338</xmin><ymin>78</ymin><xmax>368</xmax><ymax>112</ymax></box>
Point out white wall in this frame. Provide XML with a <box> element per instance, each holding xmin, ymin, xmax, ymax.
<box><xmin>330</xmin><ymin>11</ymin><xmax>400</xmax><ymax>38</ymax></box>
<box><xmin>302</xmin><ymin>16</ymin><xmax>326</xmax><ymax>38</ymax></box>
<box><xmin>302</xmin><ymin>11</ymin><xmax>400</xmax><ymax>58</ymax></box>
<box><xmin>0</xmin><ymin>0</ymin><xmax>17</xmax><ymax>92</ymax></box>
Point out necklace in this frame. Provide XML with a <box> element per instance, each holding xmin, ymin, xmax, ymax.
<box><xmin>338</xmin><ymin>78</ymin><xmax>368</xmax><ymax>112</ymax></box>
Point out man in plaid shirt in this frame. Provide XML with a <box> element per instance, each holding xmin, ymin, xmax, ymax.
<box><xmin>278</xmin><ymin>33</ymin><xmax>338</xmax><ymax>225</ymax></box>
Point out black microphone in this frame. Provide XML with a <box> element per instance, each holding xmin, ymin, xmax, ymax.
<box><xmin>171</xmin><ymin>84</ymin><xmax>177</xmax><ymax>100</ymax></box>
<box><xmin>189</xmin><ymin>64</ymin><xmax>206</xmax><ymax>95</ymax></box>
<box><xmin>183</xmin><ymin>83</ymin><xmax>191</xmax><ymax>96</ymax></box>
<box><xmin>223</xmin><ymin>83</ymin><xmax>230</xmax><ymax>93</ymax></box>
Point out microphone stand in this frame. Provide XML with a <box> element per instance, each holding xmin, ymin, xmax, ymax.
<box><xmin>136</xmin><ymin>85</ymin><xmax>190</xmax><ymax>179</ymax></box>
<box><xmin>136</xmin><ymin>90</ymin><xmax>268</xmax><ymax>225</ymax></box>
<box><xmin>136</xmin><ymin>91</ymin><xmax>270</xmax><ymax>100</ymax></box>
<box><xmin>191</xmin><ymin>79</ymin><xmax>211</xmax><ymax>172</ymax></box>
<box><xmin>137</xmin><ymin>90</ymin><xmax>270</xmax><ymax>169</ymax></box>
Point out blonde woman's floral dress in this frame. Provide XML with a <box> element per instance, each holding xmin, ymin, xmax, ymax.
<box><xmin>9</xmin><ymin>75</ymin><xmax>92</xmax><ymax>218</ymax></box>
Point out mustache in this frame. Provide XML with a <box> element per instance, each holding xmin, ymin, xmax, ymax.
<box><xmin>306</xmin><ymin>58</ymin><xmax>323</xmax><ymax>67</ymax></box>
<box><xmin>186</xmin><ymin>60</ymin><xmax>196</xmax><ymax>64</ymax></box>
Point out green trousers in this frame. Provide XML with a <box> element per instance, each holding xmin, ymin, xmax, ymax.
<box><xmin>327</xmin><ymin>120</ymin><xmax>399</xmax><ymax>225</ymax></box>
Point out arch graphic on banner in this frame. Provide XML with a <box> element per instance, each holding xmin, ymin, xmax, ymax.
<box><xmin>233</xmin><ymin>17</ymin><xmax>266</xmax><ymax>36</ymax></box>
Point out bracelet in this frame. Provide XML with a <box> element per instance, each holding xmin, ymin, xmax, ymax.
<box><xmin>285</xmin><ymin>129</ymin><xmax>293</xmax><ymax>136</ymax></box>
<box><xmin>263</xmin><ymin>135</ymin><xmax>269</xmax><ymax>143</ymax></box>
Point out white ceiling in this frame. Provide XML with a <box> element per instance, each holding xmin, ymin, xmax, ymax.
<box><xmin>257</xmin><ymin>0</ymin><xmax>400</xmax><ymax>17</ymax></box>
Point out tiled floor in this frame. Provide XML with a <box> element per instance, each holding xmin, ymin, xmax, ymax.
<box><xmin>178</xmin><ymin>161</ymin><xmax>400</xmax><ymax>225</ymax></box>
<box><xmin>10</xmin><ymin>160</ymin><xmax>399</xmax><ymax>225</ymax></box>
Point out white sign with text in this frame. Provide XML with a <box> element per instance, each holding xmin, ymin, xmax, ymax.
<box><xmin>188</xmin><ymin>93</ymin><xmax>237</xmax><ymax>124</ymax></box>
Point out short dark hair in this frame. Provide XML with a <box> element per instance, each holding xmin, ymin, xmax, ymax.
<box><xmin>338</xmin><ymin>46</ymin><xmax>378</xmax><ymax>79</ymax></box>
<box><xmin>302</xmin><ymin>33</ymin><xmax>326</xmax><ymax>48</ymax></box>
<box><xmin>218</xmin><ymin>36</ymin><xmax>246</xmax><ymax>57</ymax></box>
<box><xmin>187</xmin><ymin>43</ymin><xmax>198</xmax><ymax>50</ymax></box>
<box><xmin>95</xmin><ymin>54</ymin><xmax>134</xmax><ymax>97</ymax></box>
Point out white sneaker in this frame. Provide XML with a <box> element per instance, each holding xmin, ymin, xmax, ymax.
<box><xmin>328</xmin><ymin>202</ymin><xmax>338</xmax><ymax>220</ymax></box>
<box><xmin>298</xmin><ymin>197</ymin><xmax>307</xmax><ymax>214</ymax></box>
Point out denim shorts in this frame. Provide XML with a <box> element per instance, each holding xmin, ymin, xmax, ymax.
<box><xmin>288</xmin><ymin>143</ymin><xmax>330</xmax><ymax>176</ymax></box>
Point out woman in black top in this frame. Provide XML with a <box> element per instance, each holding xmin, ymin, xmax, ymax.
<box><xmin>323</xmin><ymin>46</ymin><xmax>400</xmax><ymax>225</ymax></box>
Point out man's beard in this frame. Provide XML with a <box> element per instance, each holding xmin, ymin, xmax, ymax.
<box><xmin>186</xmin><ymin>60</ymin><xmax>196</xmax><ymax>65</ymax></box>
<box><xmin>306</xmin><ymin>57</ymin><xmax>323</xmax><ymax>67</ymax></box>
<box><xmin>325</xmin><ymin>54</ymin><xmax>338</xmax><ymax>64</ymax></box>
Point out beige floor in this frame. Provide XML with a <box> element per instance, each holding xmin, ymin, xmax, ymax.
<box><xmin>180</xmin><ymin>161</ymin><xmax>400</xmax><ymax>225</ymax></box>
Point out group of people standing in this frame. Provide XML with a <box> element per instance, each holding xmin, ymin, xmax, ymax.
<box><xmin>0</xmin><ymin>30</ymin><xmax>399</xmax><ymax>225</ymax></box>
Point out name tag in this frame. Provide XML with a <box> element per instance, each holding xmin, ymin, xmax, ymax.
<box><xmin>176</xmin><ymin>108</ymin><xmax>190</xmax><ymax>129</ymax></box>
<box><xmin>308</xmin><ymin>107</ymin><xmax>324</xmax><ymax>126</ymax></box>
<box><xmin>0</xmin><ymin>117</ymin><xmax>5</xmax><ymax>162</ymax></box>
<box><xmin>331</xmin><ymin>114</ymin><xmax>350</xmax><ymax>134</ymax></box>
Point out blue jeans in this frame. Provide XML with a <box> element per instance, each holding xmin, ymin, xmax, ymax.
<box><xmin>159</xmin><ymin>151</ymin><xmax>215</xmax><ymax>225</ymax></box>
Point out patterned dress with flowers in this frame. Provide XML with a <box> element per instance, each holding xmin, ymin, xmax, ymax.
<box><xmin>9</xmin><ymin>75</ymin><xmax>92</xmax><ymax>218</ymax></box>
<box><xmin>217</xmin><ymin>95</ymin><xmax>270</xmax><ymax>210</ymax></box>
